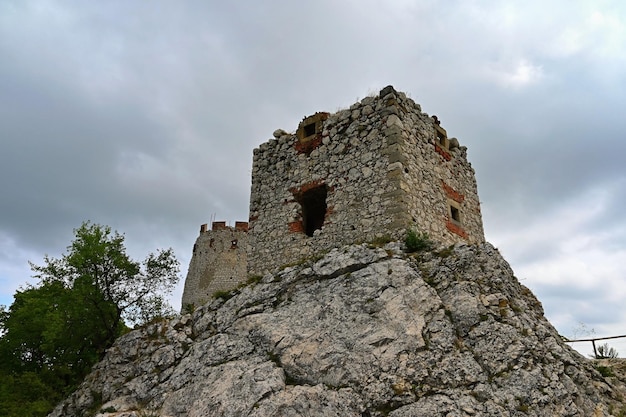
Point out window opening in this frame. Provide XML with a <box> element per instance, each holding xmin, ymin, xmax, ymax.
<box><xmin>450</xmin><ymin>205</ymin><xmax>461</xmax><ymax>223</ymax></box>
<box><xmin>303</xmin><ymin>122</ymin><xmax>316</xmax><ymax>137</ymax></box>
<box><xmin>297</xmin><ymin>185</ymin><xmax>328</xmax><ymax>237</ymax></box>
<box><xmin>437</xmin><ymin>130</ymin><xmax>447</xmax><ymax>147</ymax></box>
<box><xmin>434</xmin><ymin>122</ymin><xmax>449</xmax><ymax>150</ymax></box>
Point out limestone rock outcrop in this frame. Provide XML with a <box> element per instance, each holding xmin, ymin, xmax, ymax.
<box><xmin>50</xmin><ymin>242</ymin><xmax>625</xmax><ymax>416</ymax></box>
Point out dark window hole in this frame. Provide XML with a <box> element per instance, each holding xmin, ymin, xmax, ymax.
<box><xmin>303</xmin><ymin>122</ymin><xmax>316</xmax><ymax>137</ymax></box>
<box><xmin>297</xmin><ymin>185</ymin><xmax>327</xmax><ymax>237</ymax></box>
<box><xmin>450</xmin><ymin>206</ymin><xmax>461</xmax><ymax>223</ymax></box>
<box><xmin>437</xmin><ymin>131</ymin><xmax>446</xmax><ymax>147</ymax></box>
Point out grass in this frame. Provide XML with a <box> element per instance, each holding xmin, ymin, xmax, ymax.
<box><xmin>182</xmin><ymin>303</ymin><xmax>196</xmax><ymax>314</ymax></box>
<box><xmin>213</xmin><ymin>289</ymin><xmax>235</xmax><ymax>301</ymax></box>
<box><xmin>279</xmin><ymin>251</ymin><xmax>328</xmax><ymax>270</ymax></box>
<box><xmin>246</xmin><ymin>274</ymin><xmax>263</xmax><ymax>285</ymax></box>
<box><xmin>368</xmin><ymin>234</ymin><xmax>392</xmax><ymax>247</ymax></box>
<box><xmin>596</xmin><ymin>365</ymin><xmax>614</xmax><ymax>377</ymax></box>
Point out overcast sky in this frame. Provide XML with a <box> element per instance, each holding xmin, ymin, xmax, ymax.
<box><xmin>2</xmin><ymin>0</ymin><xmax>625</xmax><ymax>355</ymax></box>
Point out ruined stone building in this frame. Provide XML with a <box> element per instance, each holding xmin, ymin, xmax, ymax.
<box><xmin>181</xmin><ymin>222</ymin><xmax>248</xmax><ymax>308</ymax></box>
<box><xmin>181</xmin><ymin>85</ymin><xmax>485</xmax><ymax>308</ymax></box>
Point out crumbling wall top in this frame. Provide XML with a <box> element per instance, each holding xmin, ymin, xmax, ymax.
<box><xmin>199</xmin><ymin>221</ymin><xmax>249</xmax><ymax>234</ymax></box>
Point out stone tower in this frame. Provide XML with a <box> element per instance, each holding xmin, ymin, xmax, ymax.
<box><xmin>181</xmin><ymin>221</ymin><xmax>248</xmax><ymax>309</ymax></box>
<box><xmin>182</xmin><ymin>85</ymin><xmax>485</xmax><ymax>307</ymax></box>
<box><xmin>247</xmin><ymin>85</ymin><xmax>484</xmax><ymax>276</ymax></box>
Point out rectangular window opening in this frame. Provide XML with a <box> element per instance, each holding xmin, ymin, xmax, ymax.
<box><xmin>437</xmin><ymin>131</ymin><xmax>447</xmax><ymax>147</ymax></box>
<box><xmin>297</xmin><ymin>184</ymin><xmax>328</xmax><ymax>237</ymax></box>
<box><xmin>303</xmin><ymin>122</ymin><xmax>316</xmax><ymax>137</ymax></box>
<box><xmin>450</xmin><ymin>205</ymin><xmax>461</xmax><ymax>223</ymax></box>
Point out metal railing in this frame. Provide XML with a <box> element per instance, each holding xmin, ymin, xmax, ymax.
<box><xmin>564</xmin><ymin>334</ymin><xmax>626</xmax><ymax>358</ymax></box>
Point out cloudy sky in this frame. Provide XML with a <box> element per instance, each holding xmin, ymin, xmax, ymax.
<box><xmin>2</xmin><ymin>0</ymin><xmax>625</xmax><ymax>355</ymax></box>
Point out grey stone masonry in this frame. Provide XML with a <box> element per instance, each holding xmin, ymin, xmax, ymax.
<box><xmin>181</xmin><ymin>221</ymin><xmax>248</xmax><ymax>309</ymax></box>
<box><xmin>248</xmin><ymin>85</ymin><xmax>484</xmax><ymax>276</ymax></box>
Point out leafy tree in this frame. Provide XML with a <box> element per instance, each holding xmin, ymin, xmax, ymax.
<box><xmin>31</xmin><ymin>221</ymin><xmax>180</xmax><ymax>335</ymax></box>
<box><xmin>0</xmin><ymin>372</ymin><xmax>60</xmax><ymax>417</ymax></box>
<box><xmin>0</xmin><ymin>221</ymin><xmax>180</xmax><ymax>416</ymax></box>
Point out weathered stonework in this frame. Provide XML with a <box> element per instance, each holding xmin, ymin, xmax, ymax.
<box><xmin>182</xmin><ymin>85</ymin><xmax>485</xmax><ymax>303</ymax></box>
<box><xmin>247</xmin><ymin>85</ymin><xmax>484</xmax><ymax>275</ymax></box>
<box><xmin>180</xmin><ymin>221</ymin><xmax>248</xmax><ymax>309</ymax></box>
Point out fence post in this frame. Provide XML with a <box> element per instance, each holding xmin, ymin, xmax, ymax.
<box><xmin>592</xmin><ymin>339</ymin><xmax>598</xmax><ymax>359</ymax></box>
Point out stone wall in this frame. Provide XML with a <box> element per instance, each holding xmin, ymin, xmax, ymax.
<box><xmin>180</xmin><ymin>221</ymin><xmax>248</xmax><ymax>309</ymax></box>
<box><xmin>247</xmin><ymin>85</ymin><xmax>484</xmax><ymax>276</ymax></box>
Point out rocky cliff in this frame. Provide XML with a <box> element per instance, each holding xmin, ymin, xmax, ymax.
<box><xmin>50</xmin><ymin>242</ymin><xmax>626</xmax><ymax>416</ymax></box>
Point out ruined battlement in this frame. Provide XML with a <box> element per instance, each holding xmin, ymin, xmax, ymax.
<box><xmin>201</xmin><ymin>221</ymin><xmax>249</xmax><ymax>232</ymax></box>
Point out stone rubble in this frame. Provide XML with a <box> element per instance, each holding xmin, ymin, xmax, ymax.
<box><xmin>50</xmin><ymin>242</ymin><xmax>626</xmax><ymax>417</ymax></box>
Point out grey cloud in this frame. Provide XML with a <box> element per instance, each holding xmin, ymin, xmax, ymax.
<box><xmin>2</xmin><ymin>1</ymin><xmax>626</xmax><ymax>332</ymax></box>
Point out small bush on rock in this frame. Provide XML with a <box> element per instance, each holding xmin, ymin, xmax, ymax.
<box><xmin>595</xmin><ymin>343</ymin><xmax>619</xmax><ymax>359</ymax></box>
<box><xmin>404</xmin><ymin>228</ymin><xmax>433</xmax><ymax>252</ymax></box>
<box><xmin>596</xmin><ymin>365</ymin><xmax>614</xmax><ymax>377</ymax></box>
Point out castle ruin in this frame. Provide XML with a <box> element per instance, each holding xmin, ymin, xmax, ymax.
<box><xmin>181</xmin><ymin>222</ymin><xmax>248</xmax><ymax>307</ymax></box>
<box><xmin>181</xmin><ymin>85</ymin><xmax>485</xmax><ymax>308</ymax></box>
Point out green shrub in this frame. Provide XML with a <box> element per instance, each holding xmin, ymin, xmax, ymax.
<box><xmin>596</xmin><ymin>343</ymin><xmax>619</xmax><ymax>359</ymax></box>
<box><xmin>404</xmin><ymin>228</ymin><xmax>432</xmax><ymax>252</ymax></box>
<box><xmin>182</xmin><ymin>303</ymin><xmax>196</xmax><ymax>314</ymax></box>
<box><xmin>596</xmin><ymin>365</ymin><xmax>614</xmax><ymax>377</ymax></box>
